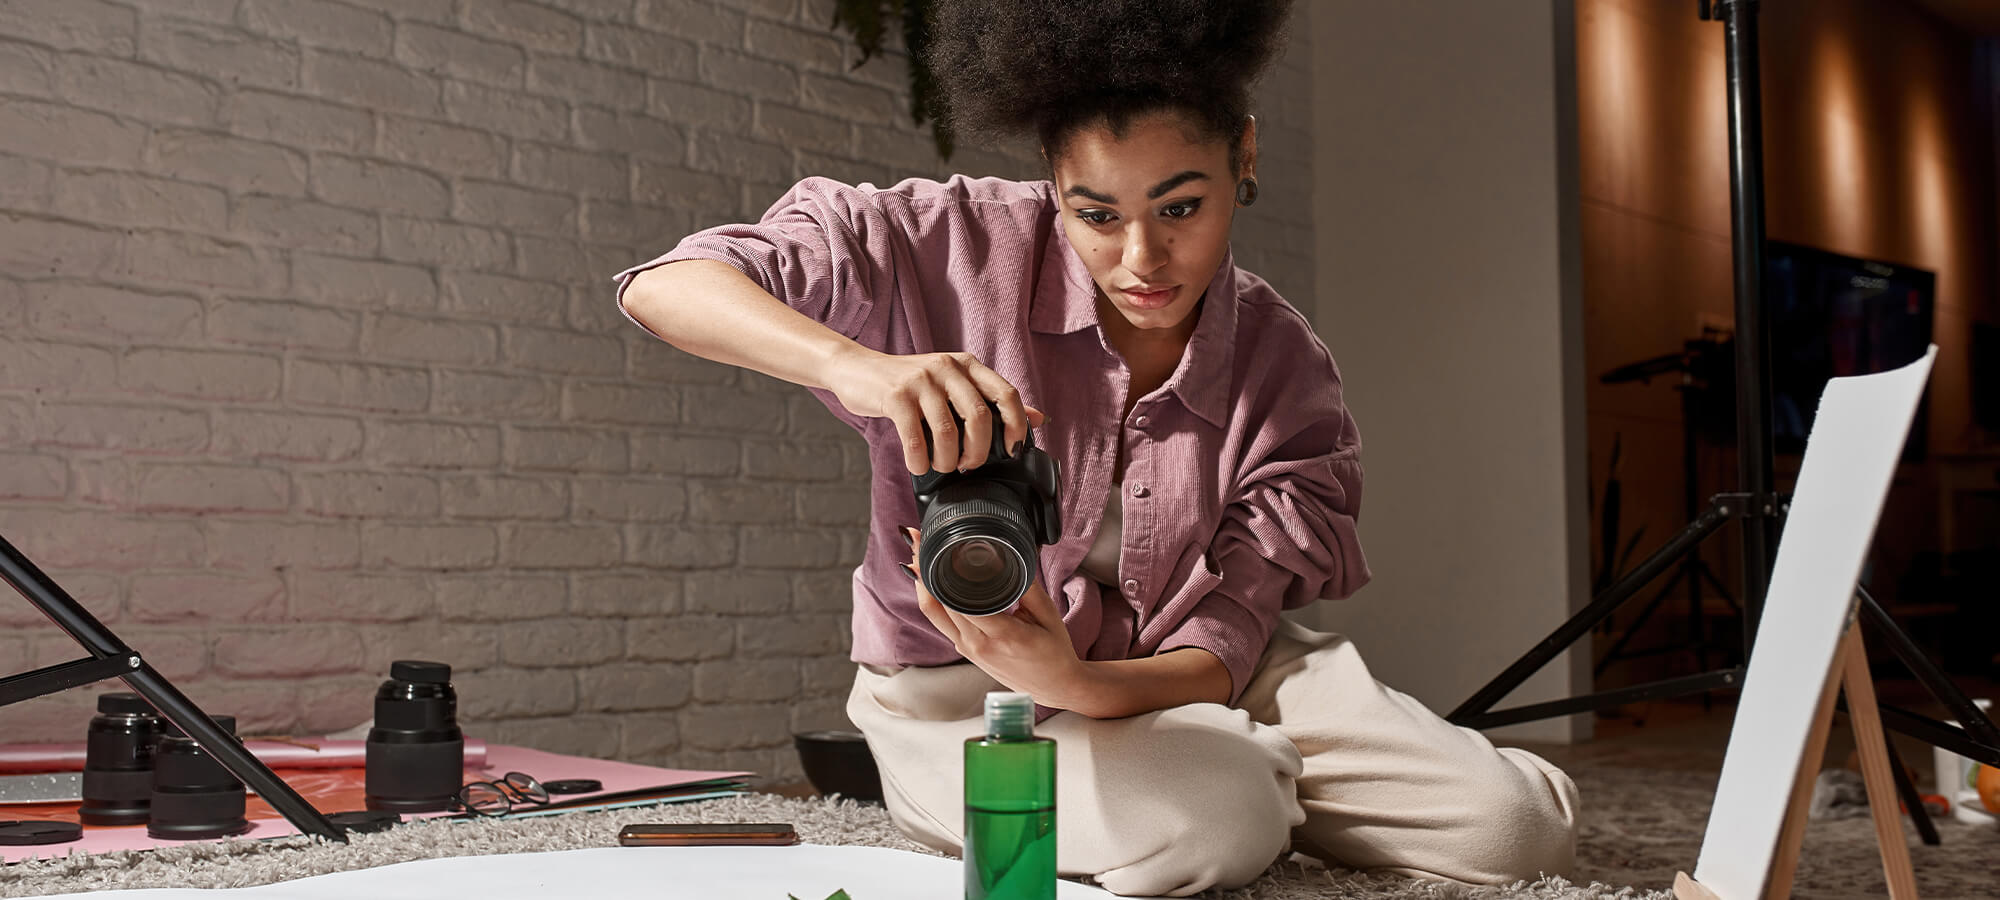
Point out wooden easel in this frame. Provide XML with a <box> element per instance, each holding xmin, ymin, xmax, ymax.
<box><xmin>1674</xmin><ymin>621</ymin><xmax>1918</xmax><ymax>900</ymax></box>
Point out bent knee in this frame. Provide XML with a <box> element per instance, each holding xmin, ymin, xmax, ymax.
<box><xmin>1093</xmin><ymin>801</ymin><xmax>1297</xmax><ymax>896</ymax></box>
<box><xmin>1425</xmin><ymin>761</ymin><xmax>1578</xmax><ymax>883</ymax></box>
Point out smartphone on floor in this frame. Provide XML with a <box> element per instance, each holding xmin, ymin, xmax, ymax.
<box><xmin>617</xmin><ymin>823</ymin><xmax>799</xmax><ymax>847</ymax></box>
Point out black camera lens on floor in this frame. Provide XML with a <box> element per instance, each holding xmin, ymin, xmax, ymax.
<box><xmin>148</xmin><ymin>714</ymin><xmax>250</xmax><ymax>841</ymax></box>
<box><xmin>912</xmin><ymin>401</ymin><xmax>1063</xmax><ymax>616</ymax></box>
<box><xmin>79</xmin><ymin>692</ymin><xmax>164</xmax><ymax>826</ymax></box>
<box><xmin>365</xmin><ymin>660</ymin><xmax>464</xmax><ymax>813</ymax></box>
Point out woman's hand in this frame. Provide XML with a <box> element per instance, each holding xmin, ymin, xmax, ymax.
<box><xmin>901</xmin><ymin>527</ymin><xmax>1090</xmax><ymax>710</ymax></box>
<box><xmin>823</xmin><ymin>346</ymin><xmax>1045</xmax><ymax>476</ymax></box>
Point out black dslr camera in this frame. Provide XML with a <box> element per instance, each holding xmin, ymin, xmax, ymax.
<box><xmin>911</xmin><ymin>402</ymin><xmax>1062</xmax><ymax>616</ymax></box>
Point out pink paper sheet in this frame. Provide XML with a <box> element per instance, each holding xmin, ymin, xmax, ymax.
<box><xmin>1</xmin><ymin>744</ymin><xmax>752</xmax><ymax>863</ymax></box>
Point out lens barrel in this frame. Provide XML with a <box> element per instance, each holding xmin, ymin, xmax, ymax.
<box><xmin>919</xmin><ymin>480</ymin><xmax>1041</xmax><ymax>616</ymax></box>
<box><xmin>78</xmin><ymin>693</ymin><xmax>163</xmax><ymax>826</ymax></box>
<box><xmin>148</xmin><ymin>715</ymin><xmax>249</xmax><ymax>841</ymax></box>
<box><xmin>364</xmin><ymin>660</ymin><xmax>464</xmax><ymax>812</ymax></box>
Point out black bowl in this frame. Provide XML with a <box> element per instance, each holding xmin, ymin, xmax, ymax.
<box><xmin>792</xmin><ymin>730</ymin><xmax>884</xmax><ymax>804</ymax></box>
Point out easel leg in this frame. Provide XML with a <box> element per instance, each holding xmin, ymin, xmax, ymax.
<box><xmin>1841</xmin><ymin>627</ymin><xmax>1919</xmax><ymax>900</ymax></box>
<box><xmin>1762</xmin><ymin>630</ymin><xmax>1850</xmax><ymax>900</ymax></box>
<box><xmin>1755</xmin><ymin>624</ymin><xmax>1921</xmax><ymax>900</ymax></box>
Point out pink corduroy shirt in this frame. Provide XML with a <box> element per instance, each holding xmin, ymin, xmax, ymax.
<box><xmin>616</xmin><ymin>175</ymin><xmax>1371</xmax><ymax>718</ymax></box>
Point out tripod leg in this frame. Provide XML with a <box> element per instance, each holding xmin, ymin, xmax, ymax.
<box><xmin>1859</xmin><ymin>586</ymin><xmax>2000</xmax><ymax>757</ymax></box>
<box><xmin>1592</xmin><ymin>567</ymin><xmax>1688</xmax><ymax>678</ymax></box>
<box><xmin>1449</xmin><ymin>500</ymin><xmax>1732</xmax><ymax>724</ymax></box>
<box><xmin>123</xmin><ymin>665</ymin><xmax>346</xmax><ymax>843</ymax></box>
<box><xmin>1697</xmin><ymin>561</ymin><xmax>1741</xmax><ymax>613</ymax></box>
<box><xmin>1881</xmin><ymin>737</ymin><xmax>1940</xmax><ymax>846</ymax></box>
<box><xmin>0</xmin><ymin>533</ymin><xmax>346</xmax><ymax>843</ymax></box>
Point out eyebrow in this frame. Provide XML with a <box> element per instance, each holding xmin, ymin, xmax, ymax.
<box><xmin>1063</xmin><ymin>170</ymin><xmax>1211</xmax><ymax>205</ymax></box>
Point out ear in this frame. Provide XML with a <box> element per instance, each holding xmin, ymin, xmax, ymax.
<box><xmin>1238</xmin><ymin>114</ymin><xmax>1259</xmax><ymax>178</ymax></box>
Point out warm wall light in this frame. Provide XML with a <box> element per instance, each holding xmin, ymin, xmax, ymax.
<box><xmin>1809</xmin><ymin>20</ymin><xmax>1868</xmax><ymax>252</ymax></box>
<box><xmin>1903</xmin><ymin>81</ymin><xmax>1953</xmax><ymax>298</ymax></box>
<box><xmin>1582</xmin><ymin>0</ymin><xmax>1640</xmax><ymax>200</ymax></box>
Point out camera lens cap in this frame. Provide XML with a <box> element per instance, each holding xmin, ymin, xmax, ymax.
<box><xmin>0</xmin><ymin>821</ymin><xmax>83</xmax><ymax>846</ymax></box>
<box><xmin>327</xmin><ymin>810</ymin><xmax>403</xmax><ymax>834</ymax></box>
<box><xmin>543</xmin><ymin>779</ymin><xmax>602</xmax><ymax>795</ymax></box>
<box><xmin>389</xmin><ymin>660</ymin><xmax>451</xmax><ymax>684</ymax></box>
<box><xmin>97</xmin><ymin>693</ymin><xmax>153</xmax><ymax>715</ymax></box>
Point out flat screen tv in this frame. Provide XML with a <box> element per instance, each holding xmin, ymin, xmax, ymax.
<box><xmin>1974</xmin><ymin>320</ymin><xmax>2000</xmax><ymax>433</ymax></box>
<box><xmin>1764</xmin><ymin>240</ymin><xmax>1934</xmax><ymax>460</ymax></box>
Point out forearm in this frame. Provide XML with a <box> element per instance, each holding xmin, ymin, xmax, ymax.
<box><xmin>1069</xmin><ymin>647</ymin><xmax>1233</xmax><ymax>719</ymax></box>
<box><xmin>619</xmin><ymin>259</ymin><xmax>874</xmax><ymax>392</ymax></box>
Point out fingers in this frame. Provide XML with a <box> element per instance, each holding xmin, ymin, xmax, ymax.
<box><xmin>888</xmin><ymin>394</ymin><xmax>932</xmax><ymax>477</ymax></box>
<box><xmin>903</xmin><ymin>355</ymin><xmax>1049</xmax><ymax>475</ymax></box>
<box><xmin>961</xmin><ymin>359</ymin><xmax>1027</xmax><ymax>458</ymax></box>
<box><xmin>901</xmin><ymin>527</ymin><xmax>963</xmax><ymax>643</ymax></box>
<box><xmin>909</xmin><ymin>567</ymin><xmax>962</xmax><ymax>645</ymax></box>
<box><xmin>941</xmin><ymin>375</ymin><xmax>995</xmax><ymax>471</ymax></box>
<box><xmin>1017</xmin><ymin>579</ymin><xmax>1066</xmax><ymax>631</ymax></box>
<box><xmin>917</xmin><ymin>388</ymin><xmax>959</xmax><ymax>475</ymax></box>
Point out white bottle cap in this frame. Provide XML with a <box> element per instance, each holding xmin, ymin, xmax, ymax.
<box><xmin>984</xmin><ymin>691</ymin><xmax>1034</xmax><ymax>739</ymax></box>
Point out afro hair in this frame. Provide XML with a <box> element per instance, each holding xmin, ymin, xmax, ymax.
<box><xmin>924</xmin><ymin>0</ymin><xmax>1293</xmax><ymax>171</ymax></box>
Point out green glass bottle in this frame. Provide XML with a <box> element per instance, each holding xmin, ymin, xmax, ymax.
<box><xmin>964</xmin><ymin>691</ymin><xmax>1056</xmax><ymax>900</ymax></box>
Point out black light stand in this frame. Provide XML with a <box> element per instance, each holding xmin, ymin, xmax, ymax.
<box><xmin>1446</xmin><ymin>0</ymin><xmax>2000</xmax><ymax>842</ymax></box>
<box><xmin>0</xmin><ymin>532</ymin><xmax>346</xmax><ymax>843</ymax></box>
<box><xmin>1591</xmin><ymin>337</ymin><xmax>1742</xmax><ymax>683</ymax></box>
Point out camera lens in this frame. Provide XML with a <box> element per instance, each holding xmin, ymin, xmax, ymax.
<box><xmin>365</xmin><ymin>660</ymin><xmax>464</xmax><ymax>813</ymax></box>
<box><xmin>919</xmin><ymin>480</ymin><xmax>1039</xmax><ymax>616</ymax></box>
<box><xmin>79</xmin><ymin>693</ymin><xmax>163</xmax><ymax>826</ymax></box>
<box><xmin>148</xmin><ymin>715</ymin><xmax>250</xmax><ymax>841</ymax></box>
<box><xmin>951</xmin><ymin>539</ymin><xmax>1007</xmax><ymax>581</ymax></box>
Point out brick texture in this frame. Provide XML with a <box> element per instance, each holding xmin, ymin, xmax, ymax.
<box><xmin>0</xmin><ymin>2</ymin><xmax>1313</xmax><ymax>787</ymax></box>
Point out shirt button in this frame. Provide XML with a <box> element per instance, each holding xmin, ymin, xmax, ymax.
<box><xmin>1133</xmin><ymin>415</ymin><xmax>1150</xmax><ymax>428</ymax></box>
<box><xmin>1122</xmin><ymin>579</ymin><xmax>1139</xmax><ymax>595</ymax></box>
<box><xmin>1130</xmin><ymin>483</ymin><xmax>1148</xmax><ymax>498</ymax></box>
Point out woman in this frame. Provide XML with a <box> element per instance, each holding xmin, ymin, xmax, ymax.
<box><xmin>615</xmin><ymin>1</ymin><xmax>1577</xmax><ymax>894</ymax></box>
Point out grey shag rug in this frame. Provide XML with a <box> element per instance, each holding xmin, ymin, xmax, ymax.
<box><xmin>3</xmin><ymin>759</ymin><xmax>1995</xmax><ymax>899</ymax></box>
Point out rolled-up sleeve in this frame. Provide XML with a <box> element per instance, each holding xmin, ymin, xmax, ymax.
<box><xmin>1156</xmin><ymin>435</ymin><xmax>1370</xmax><ymax>707</ymax></box>
<box><xmin>613</xmin><ymin>175</ymin><xmax>891</xmax><ymax>344</ymax></box>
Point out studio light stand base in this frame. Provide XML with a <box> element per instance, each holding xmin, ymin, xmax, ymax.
<box><xmin>0</xmin><ymin>532</ymin><xmax>346</xmax><ymax>843</ymax></box>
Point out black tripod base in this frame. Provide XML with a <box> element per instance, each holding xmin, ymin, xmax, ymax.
<box><xmin>0</xmin><ymin>533</ymin><xmax>346</xmax><ymax>843</ymax></box>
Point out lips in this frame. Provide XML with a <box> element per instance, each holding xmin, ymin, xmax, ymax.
<box><xmin>1120</xmin><ymin>285</ymin><xmax>1177</xmax><ymax>310</ymax></box>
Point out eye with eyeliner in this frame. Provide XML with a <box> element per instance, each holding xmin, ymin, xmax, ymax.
<box><xmin>1076</xmin><ymin>197</ymin><xmax>1202</xmax><ymax>227</ymax></box>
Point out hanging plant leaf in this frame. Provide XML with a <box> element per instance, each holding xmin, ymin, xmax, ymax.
<box><xmin>827</xmin><ymin>0</ymin><xmax>953</xmax><ymax>160</ymax></box>
<box><xmin>830</xmin><ymin>0</ymin><xmax>890</xmax><ymax>62</ymax></box>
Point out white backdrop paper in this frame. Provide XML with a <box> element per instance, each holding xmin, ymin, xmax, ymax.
<box><xmin>1690</xmin><ymin>347</ymin><xmax>1936</xmax><ymax>899</ymax></box>
<box><xmin>18</xmin><ymin>844</ymin><xmax>1144</xmax><ymax>900</ymax></box>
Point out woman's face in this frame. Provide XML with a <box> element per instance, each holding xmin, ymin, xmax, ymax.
<box><xmin>1050</xmin><ymin>110</ymin><xmax>1249</xmax><ymax>337</ymax></box>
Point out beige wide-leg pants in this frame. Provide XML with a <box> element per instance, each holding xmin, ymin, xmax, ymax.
<box><xmin>846</xmin><ymin>620</ymin><xmax>1579</xmax><ymax>897</ymax></box>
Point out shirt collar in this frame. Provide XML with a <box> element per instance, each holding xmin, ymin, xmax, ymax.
<box><xmin>1030</xmin><ymin>186</ymin><xmax>1239</xmax><ymax>428</ymax></box>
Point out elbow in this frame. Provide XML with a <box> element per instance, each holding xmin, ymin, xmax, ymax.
<box><xmin>617</xmin><ymin>266</ymin><xmax>683</xmax><ymax>346</ymax></box>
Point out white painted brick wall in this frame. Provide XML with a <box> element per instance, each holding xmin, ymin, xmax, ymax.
<box><xmin>0</xmin><ymin>0</ymin><xmax>1312</xmax><ymax>785</ymax></box>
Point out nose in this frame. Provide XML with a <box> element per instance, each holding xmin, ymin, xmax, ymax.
<box><xmin>1122</xmin><ymin>220</ymin><xmax>1168</xmax><ymax>278</ymax></box>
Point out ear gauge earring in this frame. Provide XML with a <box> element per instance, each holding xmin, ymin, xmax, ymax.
<box><xmin>1235</xmin><ymin>177</ymin><xmax>1260</xmax><ymax>207</ymax></box>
